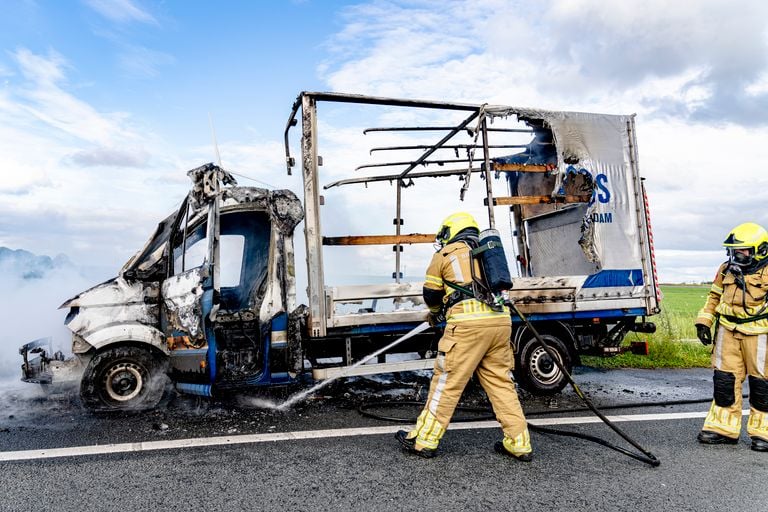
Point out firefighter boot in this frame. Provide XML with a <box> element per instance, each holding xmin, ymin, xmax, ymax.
<box><xmin>494</xmin><ymin>429</ymin><xmax>533</xmax><ymax>462</ymax></box>
<box><xmin>751</xmin><ymin>438</ymin><xmax>768</xmax><ymax>452</ymax></box>
<box><xmin>395</xmin><ymin>430</ymin><xmax>436</xmax><ymax>458</ymax></box>
<box><xmin>697</xmin><ymin>430</ymin><xmax>738</xmax><ymax>445</ymax></box>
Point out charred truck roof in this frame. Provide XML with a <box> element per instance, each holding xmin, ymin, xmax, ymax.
<box><xmin>117</xmin><ymin>163</ymin><xmax>303</xmax><ymax>284</ymax></box>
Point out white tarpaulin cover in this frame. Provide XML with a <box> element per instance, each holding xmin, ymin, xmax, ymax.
<box><xmin>487</xmin><ymin>107</ymin><xmax>645</xmax><ymax>285</ymax></box>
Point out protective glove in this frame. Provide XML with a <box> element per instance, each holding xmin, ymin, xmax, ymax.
<box><xmin>695</xmin><ymin>323</ymin><xmax>712</xmax><ymax>345</ymax></box>
<box><xmin>428</xmin><ymin>312</ymin><xmax>445</xmax><ymax>328</ymax></box>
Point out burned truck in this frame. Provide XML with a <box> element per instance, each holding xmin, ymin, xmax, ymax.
<box><xmin>20</xmin><ymin>92</ymin><xmax>660</xmax><ymax>411</ymax></box>
<box><xmin>22</xmin><ymin>165</ymin><xmax>311</xmax><ymax>409</ymax></box>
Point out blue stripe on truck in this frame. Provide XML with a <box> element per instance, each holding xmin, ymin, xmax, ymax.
<box><xmin>583</xmin><ymin>269</ymin><xmax>644</xmax><ymax>288</ymax></box>
<box><xmin>512</xmin><ymin>307</ymin><xmax>648</xmax><ymax>323</ymax></box>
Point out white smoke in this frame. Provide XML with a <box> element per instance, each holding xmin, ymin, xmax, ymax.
<box><xmin>0</xmin><ymin>253</ymin><xmax>109</xmax><ymax>381</ymax></box>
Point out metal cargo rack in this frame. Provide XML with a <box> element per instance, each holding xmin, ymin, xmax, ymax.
<box><xmin>284</xmin><ymin>92</ymin><xmax>589</xmax><ymax>338</ymax></box>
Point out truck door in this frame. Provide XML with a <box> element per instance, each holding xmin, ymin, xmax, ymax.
<box><xmin>162</xmin><ymin>201</ymin><xmax>273</xmax><ymax>388</ymax></box>
<box><xmin>162</xmin><ymin>211</ymin><xmax>215</xmax><ymax>385</ymax></box>
<box><xmin>210</xmin><ymin>210</ymin><xmax>271</xmax><ymax>383</ymax></box>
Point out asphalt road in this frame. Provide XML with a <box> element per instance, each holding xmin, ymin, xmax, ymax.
<box><xmin>0</xmin><ymin>368</ymin><xmax>765</xmax><ymax>512</ymax></box>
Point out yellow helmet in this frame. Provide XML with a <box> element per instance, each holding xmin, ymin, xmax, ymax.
<box><xmin>436</xmin><ymin>212</ymin><xmax>479</xmax><ymax>246</ymax></box>
<box><xmin>723</xmin><ymin>222</ymin><xmax>768</xmax><ymax>267</ymax></box>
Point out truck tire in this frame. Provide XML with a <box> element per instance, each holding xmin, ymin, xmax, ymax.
<box><xmin>80</xmin><ymin>346</ymin><xmax>167</xmax><ymax>412</ymax></box>
<box><xmin>514</xmin><ymin>334</ymin><xmax>572</xmax><ymax>395</ymax></box>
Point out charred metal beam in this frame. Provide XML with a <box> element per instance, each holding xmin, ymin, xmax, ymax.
<box><xmin>398</xmin><ymin>110</ymin><xmax>481</xmax><ymax>179</ymax></box>
<box><xmin>285</xmin><ymin>92</ymin><xmax>493</xmax><ymax>175</ymax></box>
<box><xmin>480</xmin><ymin>117</ymin><xmax>495</xmax><ymax>228</ymax></box>
<box><xmin>487</xmin><ymin>195</ymin><xmax>592</xmax><ymax>206</ymax></box>
<box><xmin>301</xmin><ymin>94</ymin><xmax>327</xmax><ymax>337</ymax></box>
<box><xmin>491</xmin><ymin>163</ymin><xmax>555</xmax><ymax>173</ymax></box>
<box><xmin>324</xmin><ymin>167</ymin><xmax>483</xmax><ymax>189</ymax></box>
<box><xmin>284</xmin><ymin>98</ymin><xmax>302</xmax><ymax>175</ymax></box>
<box><xmin>369</xmin><ymin>144</ymin><xmax>527</xmax><ymax>154</ymax></box>
<box><xmin>356</xmin><ymin>158</ymin><xmax>473</xmax><ymax>171</ymax></box>
<box><xmin>323</xmin><ymin>234</ymin><xmax>436</xmax><ymax>246</ymax></box>
<box><xmin>363</xmin><ymin>127</ymin><xmax>533</xmax><ymax>135</ymax></box>
<box><xmin>394</xmin><ymin>181</ymin><xmax>402</xmax><ymax>283</ymax></box>
<box><xmin>300</xmin><ymin>91</ymin><xmax>481</xmax><ymax>111</ymax></box>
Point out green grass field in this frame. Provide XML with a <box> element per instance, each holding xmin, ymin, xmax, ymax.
<box><xmin>582</xmin><ymin>284</ymin><xmax>713</xmax><ymax>369</ymax></box>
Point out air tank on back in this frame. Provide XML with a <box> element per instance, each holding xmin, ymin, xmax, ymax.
<box><xmin>478</xmin><ymin>229</ymin><xmax>513</xmax><ymax>292</ymax></box>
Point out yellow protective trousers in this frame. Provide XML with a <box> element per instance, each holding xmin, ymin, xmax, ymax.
<box><xmin>703</xmin><ymin>326</ymin><xmax>768</xmax><ymax>441</ymax></box>
<box><xmin>408</xmin><ymin>319</ymin><xmax>529</xmax><ymax>451</ymax></box>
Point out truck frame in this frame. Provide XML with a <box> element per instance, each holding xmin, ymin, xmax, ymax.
<box><xmin>20</xmin><ymin>92</ymin><xmax>660</xmax><ymax>411</ymax></box>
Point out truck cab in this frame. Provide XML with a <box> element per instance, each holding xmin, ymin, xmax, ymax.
<box><xmin>21</xmin><ymin>164</ymin><xmax>307</xmax><ymax>410</ymax></box>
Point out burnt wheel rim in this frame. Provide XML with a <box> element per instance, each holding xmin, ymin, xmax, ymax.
<box><xmin>103</xmin><ymin>362</ymin><xmax>145</xmax><ymax>402</ymax></box>
<box><xmin>528</xmin><ymin>345</ymin><xmax>563</xmax><ymax>386</ymax></box>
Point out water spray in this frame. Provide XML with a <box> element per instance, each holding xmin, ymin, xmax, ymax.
<box><xmin>248</xmin><ymin>321</ymin><xmax>431</xmax><ymax>411</ymax></box>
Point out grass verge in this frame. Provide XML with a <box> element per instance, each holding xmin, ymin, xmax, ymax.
<box><xmin>580</xmin><ymin>284</ymin><xmax>712</xmax><ymax>369</ymax></box>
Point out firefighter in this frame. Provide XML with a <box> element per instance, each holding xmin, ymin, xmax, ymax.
<box><xmin>695</xmin><ymin>222</ymin><xmax>768</xmax><ymax>452</ymax></box>
<box><xmin>395</xmin><ymin>212</ymin><xmax>532</xmax><ymax>460</ymax></box>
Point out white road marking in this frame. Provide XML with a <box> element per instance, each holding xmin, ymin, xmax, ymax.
<box><xmin>0</xmin><ymin>409</ymin><xmax>749</xmax><ymax>462</ymax></box>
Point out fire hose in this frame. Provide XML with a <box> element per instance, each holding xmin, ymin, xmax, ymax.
<box><xmin>508</xmin><ymin>301</ymin><xmax>661</xmax><ymax>466</ymax></box>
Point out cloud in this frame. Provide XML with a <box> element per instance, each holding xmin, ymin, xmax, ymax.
<box><xmin>546</xmin><ymin>1</ymin><xmax>767</xmax><ymax>83</ymax></box>
<box><xmin>746</xmin><ymin>71</ymin><xmax>768</xmax><ymax>97</ymax></box>
<box><xmin>655</xmin><ymin>249</ymin><xmax>725</xmax><ymax>284</ymax></box>
<box><xmin>637</xmin><ymin>118</ymin><xmax>768</xmax><ymax>253</ymax></box>
<box><xmin>322</xmin><ymin>0</ymin><xmax>768</xmax><ymax>126</ymax></box>
<box><xmin>0</xmin><ymin>47</ymin><xmax>192</xmax><ymax>270</ymax></box>
<box><xmin>314</xmin><ymin>0</ymin><xmax>768</xmax><ymax>283</ymax></box>
<box><xmin>0</xmin><ymin>199</ymin><xmax>170</xmax><ymax>271</ymax></box>
<box><xmin>68</xmin><ymin>146</ymin><xmax>151</xmax><ymax>167</ymax></box>
<box><xmin>11</xmin><ymin>48</ymin><xmax>136</xmax><ymax>145</ymax></box>
<box><xmin>83</xmin><ymin>0</ymin><xmax>157</xmax><ymax>25</ymax></box>
<box><xmin>117</xmin><ymin>44</ymin><xmax>175</xmax><ymax>78</ymax></box>
<box><xmin>81</xmin><ymin>1</ymin><xmax>170</xmax><ymax>78</ymax></box>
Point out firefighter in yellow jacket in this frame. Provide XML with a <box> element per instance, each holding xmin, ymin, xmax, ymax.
<box><xmin>695</xmin><ymin>222</ymin><xmax>768</xmax><ymax>452</ymax></box>
<box><xmin>395</xmin><ymin>212</ymin><xmax>532</xmax><ymax>460</ymax></box>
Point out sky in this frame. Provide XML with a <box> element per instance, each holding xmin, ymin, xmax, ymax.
<box><xmin>1</xmin><ymin>0</ymin><xmax>768</xmax><ymax>297</ymax></box>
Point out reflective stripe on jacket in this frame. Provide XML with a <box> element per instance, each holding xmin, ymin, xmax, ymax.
<box><xmin>696</xmin><ymin>262</ymin><xmax>768</xmax><ymax>334</ymax></box>
<box><xmin>423</xmin><ymin>241</ymin><xmax>509</xmax><ymax>324</ymax></box>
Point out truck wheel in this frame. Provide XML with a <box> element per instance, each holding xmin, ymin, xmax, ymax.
<box><xmin>80</xmin><ymin>346</ymin><xmax>166</xmax><ymax>412</ymax></box>
<box><xmin>515</xmin><ymin>334</ymin><xmax>572</xmax><ymax>395</ymax></box>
